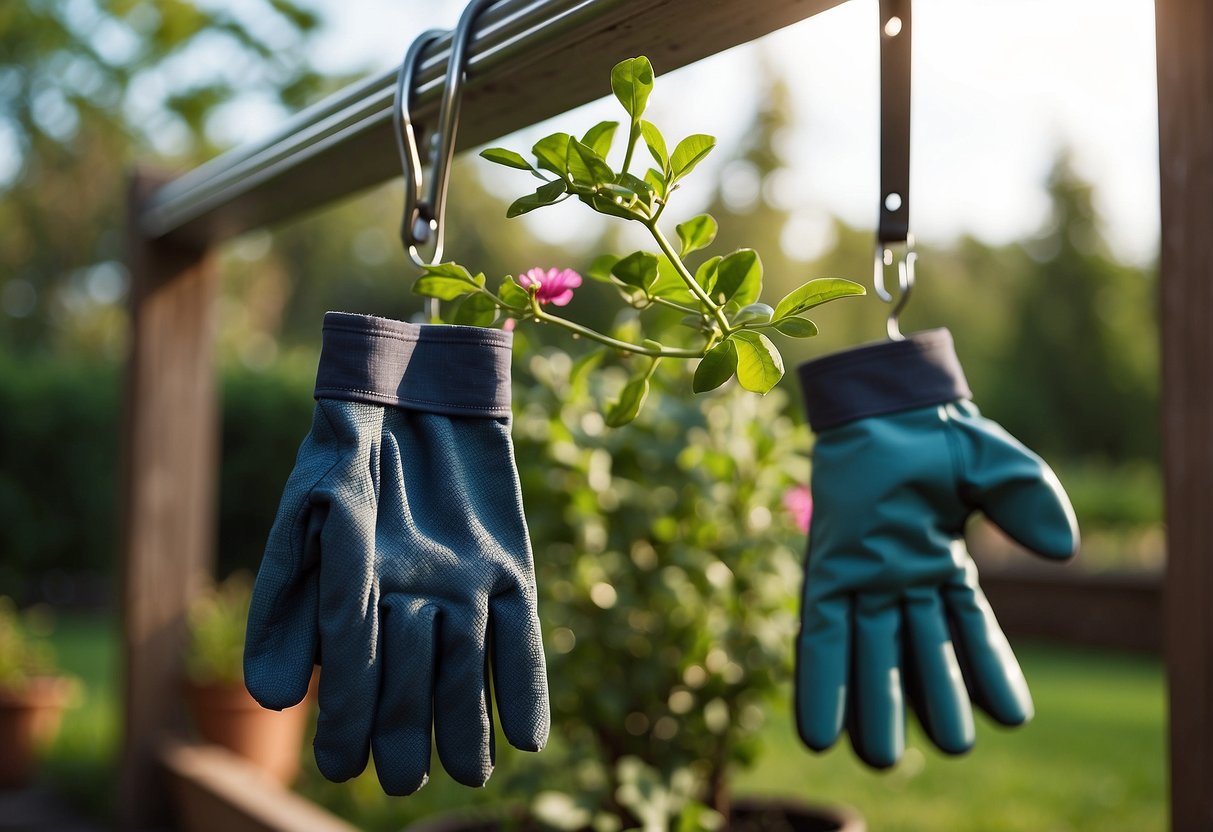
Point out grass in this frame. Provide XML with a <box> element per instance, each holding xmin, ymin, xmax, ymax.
<box><xmin>43</xmin><ymin>616</ymin><xmax>1165</xmax><ymax>831</ymax></box>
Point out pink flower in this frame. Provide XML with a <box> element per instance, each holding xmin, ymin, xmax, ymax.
<box><xmin>783</xmin><ymin>485</ymin><xmax>813</xmax><ymax>534</ymax></box>
<box><xmin>502</xmin><ymin>318</ymin><xmax>516</xmax><ymax>331</ymax></box>
<box><xmin>519</xmin><ymin>267</ymin><xmax>582</xmax><ymax>307</ymax></box>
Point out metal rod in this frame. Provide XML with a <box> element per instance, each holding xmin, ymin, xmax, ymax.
<box><xmin>140</xmin><ymin>0</ymin><xmax>846</xmax><ymax>246</ymax></box>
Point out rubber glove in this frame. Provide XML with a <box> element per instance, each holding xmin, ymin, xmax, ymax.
<box><xmin>244</xmin><ymin>312</ymin><xmax>549</xmax><ymax>795</ymax></box>
<box><xmin>794</xmin><ymin>328</ymin><xmax>1078</xmax><ymax>768</ymax></box>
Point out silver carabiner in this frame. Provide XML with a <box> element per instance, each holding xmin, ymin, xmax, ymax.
<box><xmin>394</xmin><ymin>0</ymin><xmax>497</xmax><ymax>270</ymax></box>
<box><xmin>873</xmin><ymin>238</ymin><xmax>916</xmax><ymax>341</ymax></box>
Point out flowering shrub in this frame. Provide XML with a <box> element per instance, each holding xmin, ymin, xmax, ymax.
<box><xmin>509</xmin><ymin>344</ymin><xmax>811</xmax><ymax>827</ymax></box>
<box><xmin>415</xmin><ymin>57</ymin><xmax>864</xmax><ymax>424</ymax></box>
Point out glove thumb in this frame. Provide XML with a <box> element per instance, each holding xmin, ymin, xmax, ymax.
<box><xmin>954</xmin><ymin>402</ymin><xmax>1079</xmax><ymax>560</ymax></box>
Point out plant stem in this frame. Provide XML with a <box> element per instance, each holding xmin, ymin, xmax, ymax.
<box><xmin>530</xmin><ymin>298</ymin><xmax>702</xmax><ymax>358</ymax></box>
<box><xmin>649</xmin><ymin>296</ymin><xmax>703</xmax><ymax>316</ymax></box>
<box><xmin>621</xmin><ymin>121</ymin><xmax>639</xmax><ymax>175</ymax></box>
<box><xmin>646</xmin><ymin>222</ymin><xmax>733</xmax><ymax>335</ymax></box>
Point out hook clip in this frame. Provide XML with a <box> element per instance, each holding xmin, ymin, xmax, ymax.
<box><xmin>873</xmin><ymin>239</ymin><xmax>916</xmax><ymax>341</ymax></box>
<box><xmin>394</xmin><ymin>0</ymin><xmax>496</xmax><ymax>269</ymax></box>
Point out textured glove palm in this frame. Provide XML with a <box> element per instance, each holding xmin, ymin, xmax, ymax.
<box><xmin>244</xmin><ymin>313</ymin><xmax>549</xmax><ymax>794</ymax></box>
<box><xmin>795</xmin><ymin>329</ymin><xmax>1078</xmax><ymax>768</ymax></box>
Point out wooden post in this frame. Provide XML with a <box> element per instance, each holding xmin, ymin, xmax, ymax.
<box><xmin>1156</xmin><ymin>2</ymin><xmax>1213</xmax><ymax>829</ymax></box>
<box><xmin>119</xmin><ymin>170</ymin><xmax>220</xmax><ymax>828</ymax></box>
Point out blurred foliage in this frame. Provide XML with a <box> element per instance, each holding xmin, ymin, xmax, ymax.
<box><xmin>185</xmin><ymin>571</ymin><xmax>252</xmax><ymax>685</ymax></box>
<box><xmin>0</xmin><ymin>596</ymin><xmax>59</xmax><ymax>687</ymax></box>
<box><xmin>508</xmin><ymin>343</ymin><xmax>810</xmax><ymax>823</ymax></box>
<box><xmin>0</xmin><ymin>0</ymin><xmax>342</xmax><ymax>355</ymax></box>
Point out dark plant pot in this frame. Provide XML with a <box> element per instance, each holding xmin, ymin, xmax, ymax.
<box><xmin>0</xmin><ymin>676</ymin><xmax>73</xmax><ymax>790</ymax></box>
<box><xmin>403</xmin><ymin>795</ymin><xmax>864</xmax><ymax>832</ymax></box>
<box><xmin>183</xmin><ymin>676</ymin><xmax>314</xmax><ymax>786</ymax></box>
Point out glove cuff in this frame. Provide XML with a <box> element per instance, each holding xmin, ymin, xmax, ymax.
<box><xmin>314</xmin><ymin>312</ymin><xmax>513</xmax><ymax>418</ymax></box>
<box><xmin>797</xmin><ymin>328</ymin><xmax>971</xmax><ymax>432</ymax></box>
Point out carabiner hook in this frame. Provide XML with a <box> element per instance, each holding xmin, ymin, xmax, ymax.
<box><xmin>873</xmin><ymin>240</ymin><xmax>916</xmax><ymax>341</ymax></box>
<box><xmin>394</xmin><ymin>0</ymin><xmax>497</xmax><ymax>270</ymax></box>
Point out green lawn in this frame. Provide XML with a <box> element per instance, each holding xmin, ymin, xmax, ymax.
<box><xmin>45</xmin><ymin>615</ymin><xmax>1165</xmax><ymax>831</ymax></box>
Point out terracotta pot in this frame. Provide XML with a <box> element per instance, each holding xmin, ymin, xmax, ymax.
<box><xmin>0</xmin><ymin>676</ymin><xmax>73</xmax><ymax>790</ymax></box>
<box><xmin>403</xmin><ymin>795</ymin><xmax>864</xmax><ymax>832</ymax></box>
<box><xmin>184</xmin><ymin>676</ymin><xmax>314</xmax><ymax>786</ymax></box>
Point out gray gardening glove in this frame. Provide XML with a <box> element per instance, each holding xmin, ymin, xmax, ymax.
<box><xmin>244</xmin><ymin>312</ymin><xmax>549</xmax><ymax>795</ymax></box>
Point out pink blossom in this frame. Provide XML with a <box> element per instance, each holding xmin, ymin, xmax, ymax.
<box><xmin>519</xmin><ymin>267</ymin><xmax>582</xmax><ymax>307</ymax></box>
<box><xmin>783</xmin><ymin>485</ymin><xmax>813</xmax><ymax>534</ymax></box>
<box><xmin>502</xmin><ymin>318</ymin><xmax>516</xmax><ymax>331</ymax></box>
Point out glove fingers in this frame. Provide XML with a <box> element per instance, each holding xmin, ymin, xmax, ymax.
<box><xmin>371</xmin><ymin>597</ymin><xmax>438</xmax><ymax>796</ymax></box>
<box><xmin>244</xmin><ymin>496</ymin><xmax>325</xmax><ymax>712</ymax></box>
<box><xmin>488</xmin><ymin>589</ymin><xmax>550</xmax><ymax>752</ymax></box>
<box><xmin>904</xmin><ymin>588</ymin><xmax>975</xmax><ymax>755</ymax></box>
<box><xmin>312</xmin><ymin>519</ymin><xmax>381</xmax><ymax>782</ymax></box>
<box><xmin>795</xmin><ymin>595</ymin><xmax>851</xmax><ymax>752</ymax></box>
<box><xmin>434</xmin><ymin>606</ymin><xmax>495</xmax><ymax>787</ymax></box>
<box><xmin>851</xmin><ymin>594</ymin><xmax>904</xmax><ymax>769</ymax></box>
<box><xmin>944</xmin><ymin>572</ymin><xmax>1034</xmax><ymax>726</ymax></box>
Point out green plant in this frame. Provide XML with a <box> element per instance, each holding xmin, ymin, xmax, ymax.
<box><xmin>510</xmin><ymin>343</ymin><xmax>810</xmax><ymax>829</ymax></box>
<box><xmin>418</xmin><ymin>56</ymin><xmax>864</xmax><ymax>424</ymax></box>
<box><xmin>185</xmin><ymin>572</ymin><xmax>252</xmax><ymax>685</ymax></box>
<box><xmin>0</xmin><ymin>597</ymin><xmax>58</xmax><ymax>689</ymax></box>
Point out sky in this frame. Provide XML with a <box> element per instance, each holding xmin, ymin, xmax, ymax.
<box><xmin>276</xmin><ymin>0</ymin><xmax>1161</xmax><ymax>264</ymax></box>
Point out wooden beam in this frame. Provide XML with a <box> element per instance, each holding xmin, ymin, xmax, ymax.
<box><xmin>140</xmin><ymin>0</ymin><xmax>846</xmax><ymax>247</ymax></box>
<box><xmin>118</xmin><ymin>170</ymin><xmax>220</xmax><ymax>828</ymax></box>
<box><xmin>160</xmin><ymin>741</ymin><xmax>358</xmax><ymax>832</ymax></box>
<box><xmin>1156</xmin><ymin>0</ymin><xmax>1213</xmax><ymax>828</ymax></box>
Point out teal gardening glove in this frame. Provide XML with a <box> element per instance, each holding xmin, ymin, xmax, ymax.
<box><xmin>795</xmin><ymin>329</ymin><xmax>1078</xmax><ymax>768</ymax></box>
<box><xmin>244</xmin><ymin>313</ymin><xmax>549</xmax><ymax>794</ymax></box>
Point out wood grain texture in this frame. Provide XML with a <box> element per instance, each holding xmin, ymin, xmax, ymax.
<box><xmin>142</xmin><ymin>0</ymin><xmax>846</xmax><ymax>245</ymax></box>
<box><xmin>119</xmin><ymin>170</ymin><xmax>220</xmax><ymax>828</ymax></box>
<box><xmin>160</xmin><ymin>740</ymin><xmax>358</xmax><ymax>832</ymax></box>
<box><xmin>1156</xmin><ymin>0</ymin><xmax>1213</xmax><ymax>828</ymax></box>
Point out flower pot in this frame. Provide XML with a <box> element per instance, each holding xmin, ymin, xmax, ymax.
<box><xmin>183</xmin><ymin>676</ymin><xmax>314</xmax><ymax>786</ymax></box>
<box><xmin>402</xmin><ymin>795</ymin><xmax>864</xmax><ymax>832</ymax></box>
<box><xmin>0</xmin><ymin>676</ymin><xmax>73</xmax><ymax>790</ymax></box>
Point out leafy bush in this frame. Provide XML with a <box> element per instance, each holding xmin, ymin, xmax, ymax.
<box><xmin>185</xmin><ymin>572</ymin><xmax>252</xmax><ymax>685</ymax></box>
<box><xmin>0</xmin><ymin>597</ymin><xmax>59</xmax><ymax>688</ymax></box>
<box><xmin>510</xmin><ymin>344</ymin><xmax>810</xmax><ymax>827</ymax></box>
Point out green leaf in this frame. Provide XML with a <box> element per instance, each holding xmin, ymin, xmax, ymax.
<box><xmin>639</xmin><ymin>120</ymin><xmax>668</xmax><ymax>169</ymax></box>
<box><xmin>772</xmin><ymin>277</ymin><xmax>867</xmax><ymax>321</ymax></box>
<box><xmin>669</xmin><ymin>134</ymin><xmax>715</xmax><ymax>181</ymax></box>
<box><xmin>582</xmin><ymin>192</ymin><xmax>642</xmax><ymax>221</ymax></box>
<box><xmin>611</xmin><ymin>56</ymin><xmax>654</xmax><ymax>121</ymax></box>
<box><xmin>611</xmin><ymin>251</ymin><xmax>660</xmax><ymax>288</ymax></box>
<box><xmin>693</xmin><ymin>340</ymin><xmax>737</xmax><ymax>393</ymax></box>
<box><xmin>606</xmin><ymin>373</ymin><xmax>651</xmax><ymax>427</ymax></box>
<box><xmin>414</xmin><ymin>276</ymin><xmax>479</xmax><ymax>301</ymax></box>
<box><xmin>498</xmin><ymin>276</ymin><xmax>530</xmax><ymax>308</ymax></box>
<box><xmin>644</xmin><ymin>167</ymin><xmax>667</xmax><ymax>200</ymax></box>
<box><xmin>587</xmin><ymin>254</ymin><xmax>621</xmax><ymax>283</ymax></box>
<box><xmin>566</xmin><ymin>138</ymin><xmax>615</xmax><ymax>188</ymax></box>
<box><xmin>506</xmin><ymin>178</ymin><xmax>568</xmax><ymax>218</ymax></box>
<box><xmin>451</xmin><ymin>292</ymin><xmax>500</xmax><ymax>327</ymax></box>
<box><xmin>570</xmin><ymin>348</ymin><xmax>606</xmax><ymax>390</ymax></box>
<box><xmin>676</xmin><ymin>214</ymin><xmax>718</xmax><ymax>257</ymax></box>
<box><xmin>731</xmin><ymin>331</ymin><xmax>784</xmax><ymax>394</ymax></box>
<box><xmin>732</xmin><ymin>302</ymin><xmax>774</xmax><ymax>326</ymax></box>
<box><xmin>772</xmin><ymin>317</ymin><xmax>819</xmax><ymax>338</ymax></box>
<box><xmin>479</xmin><ymin>147</ymin><xmax>534</xmax><ymax>172</ymax></box>
<box><xmin>695</xmin><ymin>256</ymin><xmax>721</xmax><ymax>289</ymax></box>
<box><xmin>712</xmin><ymin>249</ymin><xmax>762</xmax><ymax>306</ymax></box>
<box><xmin>420</xmin><ymin>262</ymin><xmax>477</xmax><ymax>282</ymax></box>
<box><xmin>648</xmin><ymin>257</ymin><xmax>698</xmax><ymax>305</ymax></box>
<box><xmin>533</xmin><ymin>132</ymin><xmax>572</xmax><ymax>176</ymax></box>
<box><xmin>582</xmin><ymin>121</ymin><xmax>620</xmax><ymax>159</ymax></box>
